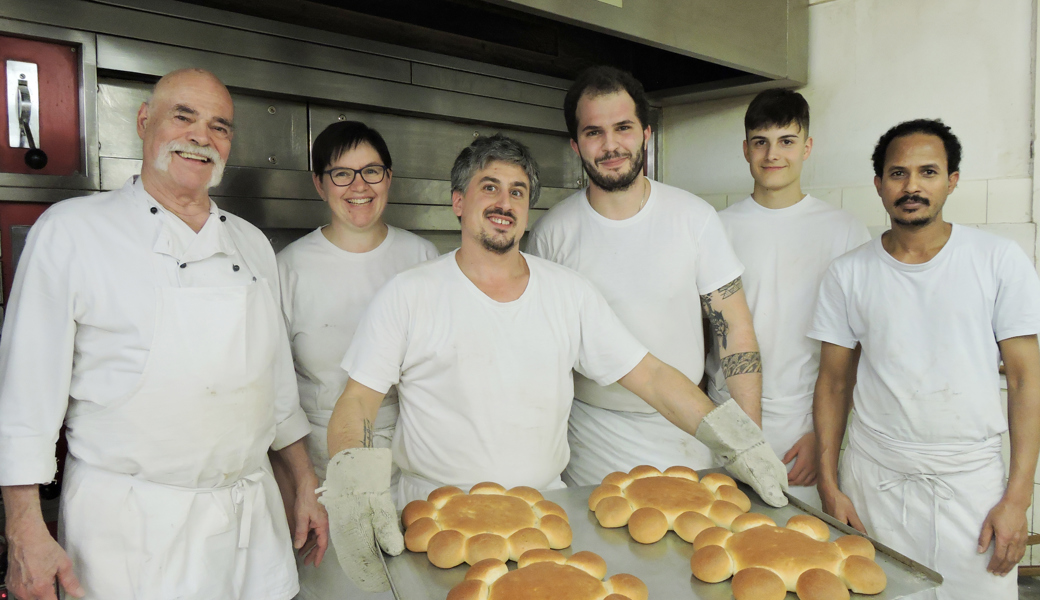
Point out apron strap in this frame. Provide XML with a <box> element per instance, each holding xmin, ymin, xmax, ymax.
<box><xmin>877</xmin><ymin>473</ymin><xmax>955</xmax><ymax>565</ymax></box>
<box><xmin>230</xmin><ymin>470</ymin><xmax>267</xmax><ymax>549</ymax></box>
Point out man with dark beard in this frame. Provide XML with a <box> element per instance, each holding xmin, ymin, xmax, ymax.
<box><xmin>529</xmin><ymin>66</ymin><xmax>764</xmax><ymax>486</ymax></box>
<box><xmin>811</xmin><ymin>119</ymin><xmax>1040</xmax><ymax>600</ymax></box>
<box><xmin>315</xmin><ymin>134</ymin><xmax>789</xmax><ymax>592</ymax></box>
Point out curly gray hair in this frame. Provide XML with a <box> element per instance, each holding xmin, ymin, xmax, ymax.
<box><xmin>450</xmin><ymin>134</ymin><xmax>541</xmax><ymax>207</ymax></box>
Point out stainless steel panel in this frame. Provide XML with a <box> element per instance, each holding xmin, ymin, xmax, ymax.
<box><xmin>310</xmin><ymin>107</ymin><xmax>582</xmax><ymax>190</ymax></box>
<box><xmin>100</xmin><ymin>158</ymin><xmax>574</xmax><ymax>210</ymax></box>
<box><xmin>0</xmin><ymin>19</ymin><xmax>99</xmax><ymax>191</ymax></box>
<box><xmin>495</xmin><ymin>0</ymin><xmax>797</xmax><ymax>79</ymax></box>
<box><xmin>98</xmin><ymin>80</ymin><xmax>309</xmax><ymax>171</ymax></box>
<box><xmin>0</xmin><ymin>186</ymin><xmax>88</xmax><ymax>203</ymax></box>
<box><xmin>411</xmin><ymin>64</ymin><xmax>565</xmax><ymax>109</ymax></box>
<box><xmin>385</xmin><ymin>482</ymin><xmax>941</xmax><ymax>600</ymax></box>
<box><xmin>97</xmin><ymin>36</ymin><xmax>567</xmax><ymax>134</ymax></box>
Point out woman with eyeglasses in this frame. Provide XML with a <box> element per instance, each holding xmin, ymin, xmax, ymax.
<box><xmin>274</xmin><ymin>120</ymin><xmax>438</xmax><ymax>599</ymax></box>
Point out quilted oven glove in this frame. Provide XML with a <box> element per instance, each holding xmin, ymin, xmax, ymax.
<box><xmin>317</xmin><ymin>447</ymin><xmax>404</xmax><ymax>592</ymax></box>
<box><xmin>694</xmin><ymin>399</ymin><xmax>790</xmax><ymax>507</ymax></box>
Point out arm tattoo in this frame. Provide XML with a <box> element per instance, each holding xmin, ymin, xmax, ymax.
<box><xmin>717</xmin><ymin>277</ymin><xmax>743</xmax><ymax>300</ymax></box>
<box><xmin>722</xmin><ymin>352</ymin><xmax>763</xmax><ymax>377</ymax></box>
<box><xmin>700</xmin><ymin>294</ymin><xmax>730</xmax><ymax>350</ymax></box>
<box><xmin>363</xmin><ymin>419</ymin><xmax>374</xmax><ymax>448</ymax></box>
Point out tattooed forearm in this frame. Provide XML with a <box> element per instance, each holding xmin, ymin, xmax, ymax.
<box><xmin>363</xmin><ymin>419</ymin><xmax>374</xmax><ymax>447</ymax></box>
<box><xmin>722</xmin><ymin>352</ymin><xmax>762</xmax><ymax>377</ymax></box>
<box><xmin>700</xmin><ymin>295</ymin><xmax>730</xmax><ymax>350</ymax></box>
<box><xmin>717</xmin><ymin>277</ymin><xmax>743</xmax><ymax>300</ymax></box>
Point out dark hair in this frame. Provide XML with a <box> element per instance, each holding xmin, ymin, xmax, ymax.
<box><xmin>564</xmin><ymin>66</ymin><xmax>650</xmax><ymax>142</ymax></box>
<box><xmin>311</xmin><ymin>121</ymin><xmax>392</xmax><ymax>178</ymax></box>
<box><xmin>872</xmin><ymin>119</ymin><xmax>961</xmax><ymax>178</ymax></box>
<box><xmin>451</xmin><ymin>134</ymin><xmax>541</xmax><ymax>207</ymax></box>
<box><xmin>744</xmin><ymin>89</ymin><xmax>810</xmax><ymax>136</ymax></box>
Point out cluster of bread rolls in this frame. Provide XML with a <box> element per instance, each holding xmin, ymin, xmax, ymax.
<box><xmin>588</xmin><ymin>465</ymin><xmax>752</xmax><ymax>544</ymax></box>
<box><xmin>402</xmin><ymin>482</ymin><xmax>572</xmax><ymax>568</ymax></box>
<box><xmin>691</xmin><ymin>514</ymin><xmax>886</xmax><ymax>600</ymax></box>
<box><xmin>446</xmin><ymin>549</ymin><xmax>648</xmax><ymax>600</ymax></box>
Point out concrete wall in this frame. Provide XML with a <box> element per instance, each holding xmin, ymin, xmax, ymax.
<box><xmin>660</xmin><ymin>0</ymin><xmax>1040</xmax><ymax>566</ymax></box>
<box><xmin>661</xmin><ymin>0</ymin><xmax>1035</xmax><ymax>252</ymax></box>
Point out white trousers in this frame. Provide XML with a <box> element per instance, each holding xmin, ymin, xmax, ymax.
<box><xmin>761</xmin><ymin>398</ymin><xmax>821</xmax><ymax>509</ymax></box>
<box><xmin>840</xmin><ymin>415</ymin><xmax>1015</xmax><ymax>600</ymax></box>
<box><xmin>563</xmin><ymin>400</ymin><xmax>713</xmax><ymax>486</ymax></box>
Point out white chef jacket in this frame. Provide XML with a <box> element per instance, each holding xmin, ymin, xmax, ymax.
<box><xmin>0</xmin><ymin>177</ymin><xmax>310</xmax><ymax>486</ymax></box>
<box><xmin>341</xmin><ymin>251</ymin><xmax>649</xmax><ymax>491</ymax></box>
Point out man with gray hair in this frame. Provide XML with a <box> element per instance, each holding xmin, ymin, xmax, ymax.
<box><xmin>315</xmin><ymin>133</ymin><xmax>790</xmax><ymax>592</ymax></box>
<box><xmin>0</xmin><ymin>68</ymin><xmax>326</xmax><ymax>600</ymax></box>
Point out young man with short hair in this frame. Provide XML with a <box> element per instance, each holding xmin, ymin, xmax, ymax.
<box><xmin>705</xmin><ymin>89</ymin><xmax>870</xmax><ymax>507</ymax></box>
<box><xmin>812</xmin><ymin>119</ymin><xmax>1040</xmax><ymax>599</ymax></box>
<box><xmin>529</xmin><ymin>66</ymin><xmax>765</xmax><ymax>486</ymax></box>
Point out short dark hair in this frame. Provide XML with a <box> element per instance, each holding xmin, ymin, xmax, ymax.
<box><xmin>564</xmin><ymin>66</ymin><xmax>650</xmax><ymax>142</ymax></box>
<box><xmin>311</xmin><ymin>121</ymin><xmax>393</xmax><ymax>178</ymax></box>
<box><xmin>451</xmin><ymin>134</ymin><xmax>541</xmax><ymax>207</ymax></box>
<box><xmin>871</xmin><ymin>119</ymin><xmax>962</xmax><ymax>178</ymax></box>
<box><xmin>744</xmin><ymin>89</ymin><xmax>810</xmax><ymax>136</ymax></box>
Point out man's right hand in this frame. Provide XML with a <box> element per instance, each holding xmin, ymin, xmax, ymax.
<box><xmin>6</xmin><ymin>522</ymin><xmax>84</xmax><ymax>600</ymax></box>
<box><xmin>819</xmin><ymin>484</ymin><xmax>867</xmax><ymax>534</ymax></box>
<box><xmin>317</xmin><ymin>448</ymin><xmax>403</xmax><ymax>592</ymax></box>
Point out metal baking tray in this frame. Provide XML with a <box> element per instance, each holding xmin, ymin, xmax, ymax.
<box><xmin>383</xmin><ymin>476</ymin><xmax>942</xmax><ymax>599</ymax></box>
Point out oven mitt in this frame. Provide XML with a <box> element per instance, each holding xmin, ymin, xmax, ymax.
<box><xmin>317</xmin><ymin>447</ymin><xmax>404</xmax><ymax>592</ymax></box>
<box><xmin>695</xmin><ymin>399</ymin><xmax>790</xmax><ymax>507</ymax></box>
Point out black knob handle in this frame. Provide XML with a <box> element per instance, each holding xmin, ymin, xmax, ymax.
<box><xmin>24</xmin><ymin>148</ymin><xmax>47</xmax><ymax>170</ymax></box>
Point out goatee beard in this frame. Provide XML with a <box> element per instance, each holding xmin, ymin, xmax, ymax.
<box><xmin>583</xmin><ymin>144</ymin><xmax>645</xmax><ymax>192</ymax></box>
<box><xmin>479</xmin><ymin>231</ymin><xmax>515</xmax><ymax>254</ymax></box>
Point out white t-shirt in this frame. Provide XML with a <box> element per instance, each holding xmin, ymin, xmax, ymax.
<box><xmin>706</xmin><ymin>195</ymin><xmax>870</xmax><ymax>417</ymax></box>
<box><xmin>0</xmin><ymin>177</ymin><xmax>309</xmax><ymax>486</ymax></box>
<box><xmin>276</xmin><ymin>226</ymin><xmax>438</xmax><ymax>475</ymax></box>
<box><xmin>809</xmin><ymin>225</ymin><xmax>1040</xmax><ymax>443</ymax></box>
<box><xmin>341</xmin><ymin>251</ymin><xmax>648</xmax><ymax>490</ymax></box>
<box><xmin>277</xmin><ymin>226</ymin><xmax>438</xmax><ymax>419</ymax></box>
<box><xmin>528</xmin><ymin>179</ymin><xmax>743</xmax><ymax>413</ymax></box>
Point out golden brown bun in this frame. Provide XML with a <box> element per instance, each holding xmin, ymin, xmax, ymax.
<box><xmin>731</xmin><ymin>567</ymin><xmax>786</xmax><ymax>600</ymax></box>
<box><xmin>594</xmin><ymin>495</ymin><xmax>634</xmax><ymax>528</ymax></box>
<box><xmin>796</xmin><ymin>568</ymin><xmax>850</xmax><ymax>600</ymax></box>
<box><xmin>427</xmin><ymin>529</ymin><xmax>467</xmax><ymax>568</ymax></box>
<box><xmin>835</xmin><ymin>534</ymin><xmax>875</xmax><ymax>559</ymax></box>
<box><xmin>606</xmin><ymin>573</ymin><xmax>649</xmax><ymax>600</ymax></box>
<box><xmin>628</xmin><ymin>507</ymin><xmax>669</xmax><ymax>544</ymax></box>
<box><xmin>402</xmin><ymin>500</ymin><xmax>436</xmax><ymax>527</ymax></box>
<box><xmin>840</xmin><ymin>554</ymin><xmax>887</xmax><ymax>594</ymax></box>
<box><xmin>674</xmin><ymin>511</ymin><xmax>716</xmax><ymax>543</ymax></box>
<box><xmin>689</xmin><ymin>523</ymin><xmax>887</xmax><ymax>598</ymax></box>
<box><xmin>568</xmin><ymin>551</ymin><xmax>607</xmax><ymax>579</ymax></box>
<box><xmin>785</xmin><ymin>515</ymin><xmax>830</xmax><ymax>541</ymax></box>
<box><xmin>445</xmin><ymin>579</ymin><xmax>487</xmax><ymax>600</ymax></box>
<box><xmin>691</xmin><ymin>544</ymin><xmax>735</xmax><ymax>583</ymax></box>
<box><xmin>453</xmin><ymin>549</ymin><xmax>647</xmax><ymax>600</ymax></box>
<box><xmin>403</xmin><ymin>516</ymin><xmax>440</xmax><ymax>552</ymax></box>
<box><xmin>693</xmin><ymin>526</ymin><xmax>733</xmax><ymax>551</ymax></box>
<box><xmin>708</xmin><ymin>500</ymin><xmax>744</xmax><ymax>528</ymax></box>
<box><xmin>715</xmin><ymin>485</ymin><xmax>752</xmax><ymax>512</ymax></box>
<box><xmin>464</xmin><ymin>558</ymin><xmax>509</xmax><ymax>582</ymax></box>
<box><xmin>730</xmin><ymin>512</ymin><xmax>776</xmax><ymax>533</ymax></box>
<box><xmin>405</xmin><ymin>483</ymin><xmax>572</xmax><ymax>568</ymax></box>
<box><xmin>590</xmin><ymin>466</ymin><xmax>751</xmax><ymax>543</ymax></box>
<box><xmin>700</xmin><ymin>472</ymin><xmax>738</xmax><ymax>492</ymax></box>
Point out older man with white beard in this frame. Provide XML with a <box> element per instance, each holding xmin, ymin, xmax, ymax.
<box><xmin>0</xmin><ymin>68</ymin><xmax>327</xmax><ymax>600</ymax></box>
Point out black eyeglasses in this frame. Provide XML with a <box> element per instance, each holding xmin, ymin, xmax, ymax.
<box><xmin>323</xmin><ymin>165</ymin><xmax>389</xmax><ymax>187</ymax></box>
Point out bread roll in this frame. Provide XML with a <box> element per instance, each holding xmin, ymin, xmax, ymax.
<box><xmin>796</xmin><ymin>568</ymin><xmax>850</xmax><ymax>600</ymax></box>
<box><xmin>451</xmin><ymin>550</ymin><xmax>647</xmax><ymax>600</ymax></box>
<box><xmin>691</xmin><ymin>544</ymin><xmax>734</xmax><ymax>583</ymax></box>
<box><xmin>730</xmin><ymin>512</ymin><xmax>775</xmax><ymax>533</ymax></box>
<box><xmin>403</xmin><ymin>483</ymin><xmax>573</xmax><ymax>568</ymax></box>
<box><xmin>840</xmin><ymin>554</ymin><xmax>886</xmax><ymax>594</ymax></box>
<box><xmin>835</xmin><ymin>534</ymin><xmax>875</xmax><ymax>559</ymax></box>
<box><xmin>786</xmin><ymin>515</ymin><xmax>830</xmax><ymax>541</ymax></box>
<box><xmin>731</xmin><ymin>567</ymin><xmax>786</xmax><ymax>600</ymax></box>
<box><xmin>673</xmin><ymin>510</ymin><xmax>715</xmax><ymax>543</ymax></box>
<box><xmin>693</xmin><ymin>526</ymin><xmax>733</xmax><ymax>551</ymax></box>
<box><xmin>628</xmin><ymin>507</ymin><xmax>669</xmax><ymax>544</ymax></box>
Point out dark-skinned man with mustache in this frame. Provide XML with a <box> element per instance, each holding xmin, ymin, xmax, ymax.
<box><xmin>811</xmin><ymin>119</ymin><xmax>1040</xmax><ymax>600</ymax></box>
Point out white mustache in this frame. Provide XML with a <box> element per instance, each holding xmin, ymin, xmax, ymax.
<box><xmin>154</xmin><ymin>141</ymin><xmax>227</xmax><ymax>188</ymax></box>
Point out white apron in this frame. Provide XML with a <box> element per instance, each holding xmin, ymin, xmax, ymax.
<box><xmin>840</xmin><ymin>412</ymin><xmax>1015</xmax><ymax>600</ymax></box>
<box><xmin>761</xmin><ymin>392</ymin><xmax>821</xmax><ymax>509</ymax></box>
<box><xmin>562</xmin><ymin>399</ymin><xmax>713</xmax><ymax>487</ymax></box>
<box><xmin>59</xmin><ymin>278</ymin><xmax>298</xmax><ymax>600</ymax></box>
